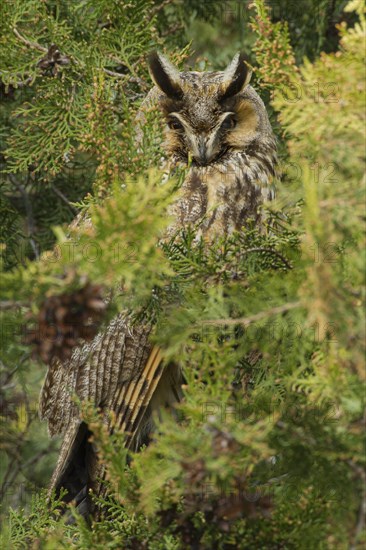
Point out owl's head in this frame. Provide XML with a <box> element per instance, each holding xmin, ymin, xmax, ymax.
<box><xmin>148</xmin><ymin>52</ymin><xmax>271</xmax><ymax>166</ymax></box>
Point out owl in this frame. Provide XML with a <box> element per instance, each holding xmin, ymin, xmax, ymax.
<box><xmin>147</xmin><ymin>51</ymin><xmax>277</xmax><ymax>240</ymax></box>
<box><xmin>40</xmin><ymin>52</ymin><xmax>277</xmax><ymax>518</ymax></box>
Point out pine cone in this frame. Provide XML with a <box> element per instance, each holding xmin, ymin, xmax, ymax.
<box><xmin>25</xmin><ymin>283</ymin><xmax>106</xmax><ymax>364</ymax></box>
<box><xmin>37</xmin><ymin>44</ymin><xmax>71</xmax><ymax>76</ymax></box>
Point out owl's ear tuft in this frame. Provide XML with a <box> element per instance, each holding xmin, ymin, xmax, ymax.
<box><xmin>148</xmin><ymin>51</ymin><xmax>183</xmax><ymax>100</ymax></box>
<box><xmin>219</xmin><ymin>53</ymin><xmax>252</xmax><ymax>101</ymax></box>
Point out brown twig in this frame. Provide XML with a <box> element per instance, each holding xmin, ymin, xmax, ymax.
<box><xmin>0</xmin><ymin>441</ymin><xmax>58</xmax><ymax>506</ymax></box>
<box><xmin>161</xmin><ymin>22</ymin><xmax>184</xmax><ymax>37</ymax></box>
<box><xmin>0</xmin><ymin>300</ymin><xmax>29</xmax><ymax>311</ymax></box>
<box><xmin>103</xmin><ymin>68</ymin><xmax>147</xmax><ymax>90</ymax></box>
<box><xmin>103</xmin><ymin>68</ymin><xmax>127</xmax><ymax>78</ymax></box>
<box><xmin>13</xmin><ymin>27</ymin><xmax>47</xmax><ymax>53</ymax></box>
<box><xmin>52</xmin><ymin>184</ymin><xmax>78</xmax><ymax>214</ymax></box>
<box><xmin>150</xmin><ymin>0</ymin><xmax>175</xmax><ymax>17</ymax></box>
<box><xmin>0</xmin><ymin>72</ymin><xmax>35</xmax><ymax>89</ymax></box>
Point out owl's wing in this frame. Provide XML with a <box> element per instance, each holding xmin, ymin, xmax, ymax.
<box><xmin>39</xmin><ymin>312</ymin><xmax>179</xmax><ymax>504</ymax></box>
<box><xmin>39</xmin><ymin>313</ymin><xmax>151</xmax><ymax>436</ymax></box>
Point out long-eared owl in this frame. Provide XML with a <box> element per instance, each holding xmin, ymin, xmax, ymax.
<box><xmin>40</xmin><ymin>52</ymin><xmax>277</xmax><ymax>517</ymax></box>
<box><xmin>147</xmin><ymin>51</ymin><xmax>277</xmax><ymax>240</ymax></box>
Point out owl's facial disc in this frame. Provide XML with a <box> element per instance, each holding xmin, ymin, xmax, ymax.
<box><xmin>148</xmin><ymin>51</ymin><xmax>256</xmax><ymax>164</ymax></box>
<box><xmin>166</xmin><ymin>108</ymin><xmax>256</xmax><ymax>166</ymax></box>
<box><xmin>166</xmin><ymin>112</ymin><xmax>231</xmax><ymax>165</ymax></box>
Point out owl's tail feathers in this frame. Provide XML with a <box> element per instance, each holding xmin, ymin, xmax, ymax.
<box><xmin>46</xmin><ymin>419</ymin><xmax>96</xmax><ymax>520</ymax></box>
<box><xmin>47</xmin><ymin>346</ymin><xmax>183</xmax><ymax>520</ymax></box>
<box><xmin>111</xmin><ymin>346</ymin><xmax>182</xmax><ymax>450</ymax></box>
<box><xmin>94</xmin><ymin>347</ymin><xmax>184</xmax><ymax>505</ymax></box>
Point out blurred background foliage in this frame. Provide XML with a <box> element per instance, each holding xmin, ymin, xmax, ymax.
<box><xmin>0</xmin><ymin>0</ymin><xmax>365</xmax><ymax>548</ymax></box>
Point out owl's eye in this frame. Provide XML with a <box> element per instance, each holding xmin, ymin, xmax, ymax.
<box><xmin>168</xmin><ymin>118</ymin><xmax>184</xmax><ymax>131</ymax></box>
<box><xmin>221</xmin><ymin>115</ymin><xmax>236</xmax><ymax>130</ymax></box>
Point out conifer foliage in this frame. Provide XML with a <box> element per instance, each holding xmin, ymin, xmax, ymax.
<box><xmin>0</xmin><ymin>1</ymin><xmax>365</xmax><ymax>548</ymax></box>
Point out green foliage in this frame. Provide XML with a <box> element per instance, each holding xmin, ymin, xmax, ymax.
<box><xmin>1</xmin><ymin>1</ymin><xmax>365</xmax><ymax>549</ymax></box>
<box><xmin>249</xmin><ymin>0</ymin><xmax>299</xmax><ymax>91</ymax></box>
<box><xmin>265</xmin><ymin>0</ymin><xmax>350</xmax><ymax>62</ymax></box>
<box><xmin>1</xmin><ymin>168</ymin><xmax>179</xmax><ymax>311</ymax></box>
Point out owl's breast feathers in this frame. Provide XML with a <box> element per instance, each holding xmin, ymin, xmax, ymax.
<box><xmin>167</xmin><ymin>137</ymin><xmax>277</xmax><ymax>239</ymax></box>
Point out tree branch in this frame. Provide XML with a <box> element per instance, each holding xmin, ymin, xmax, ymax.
<box><xmin>150</xmin><ymin>0</ymin><xmax>175</xmax><ymax>17</ymax></box>
<box><xmin>0</xmin><ymin>300</ymin><xmax>29</xmax><ymax>311</ymax></box>
<box><xmin>0</xmin><ymin>72</ymin><xmax>34</xmax><ymax>89</ymax></box>
<box><xmin>103</xmin><ymin>68</ymin><xmax>147</xmax><ymax>89</ymax></box>
<box><xmin>241</xmin><ymin>247</ymin><xmax>292</xmax><ymax>269</ymax></box>
<box><xmin>52</xmin><ymin>185</ymin><xmax>78</xmax><ymax>214</ymax></box>
<box><xmin>161</xmin><ymin>22</ymin><xmax>184</xmax><ymax>38</ymax></box>
<box><xmin>103</xmin><ymin>68</ymin><xmax>127</xmax><ymax>78</ymax></box>
<box><xmin>13</xmin><ymin>27</ymin><xmax>47</xmax><ymax>53</ymax></box>
<box><xmin>9</xmin><ymin>175</ymin><xmax>40</xmax><ymax>260</ymax></box>
<box><xmin>201</xmin><ymin>301</ymin><xmax>301</xmax><ymax>327</ymax></box>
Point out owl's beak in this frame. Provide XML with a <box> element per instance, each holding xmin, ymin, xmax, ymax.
<box><xmin>190</xmin><ymin>135</ymin><xmax>218</xmax><ymax>166</ymax></box>
<box><xmin>197</xmin><ymin>142</ymin><xmax>208</xmax><ymax>165</ymax></box>
<box><xmin>192</xmin><ymin>137</ymin><xmax>209</xmax><ymax>166</ymax></box>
